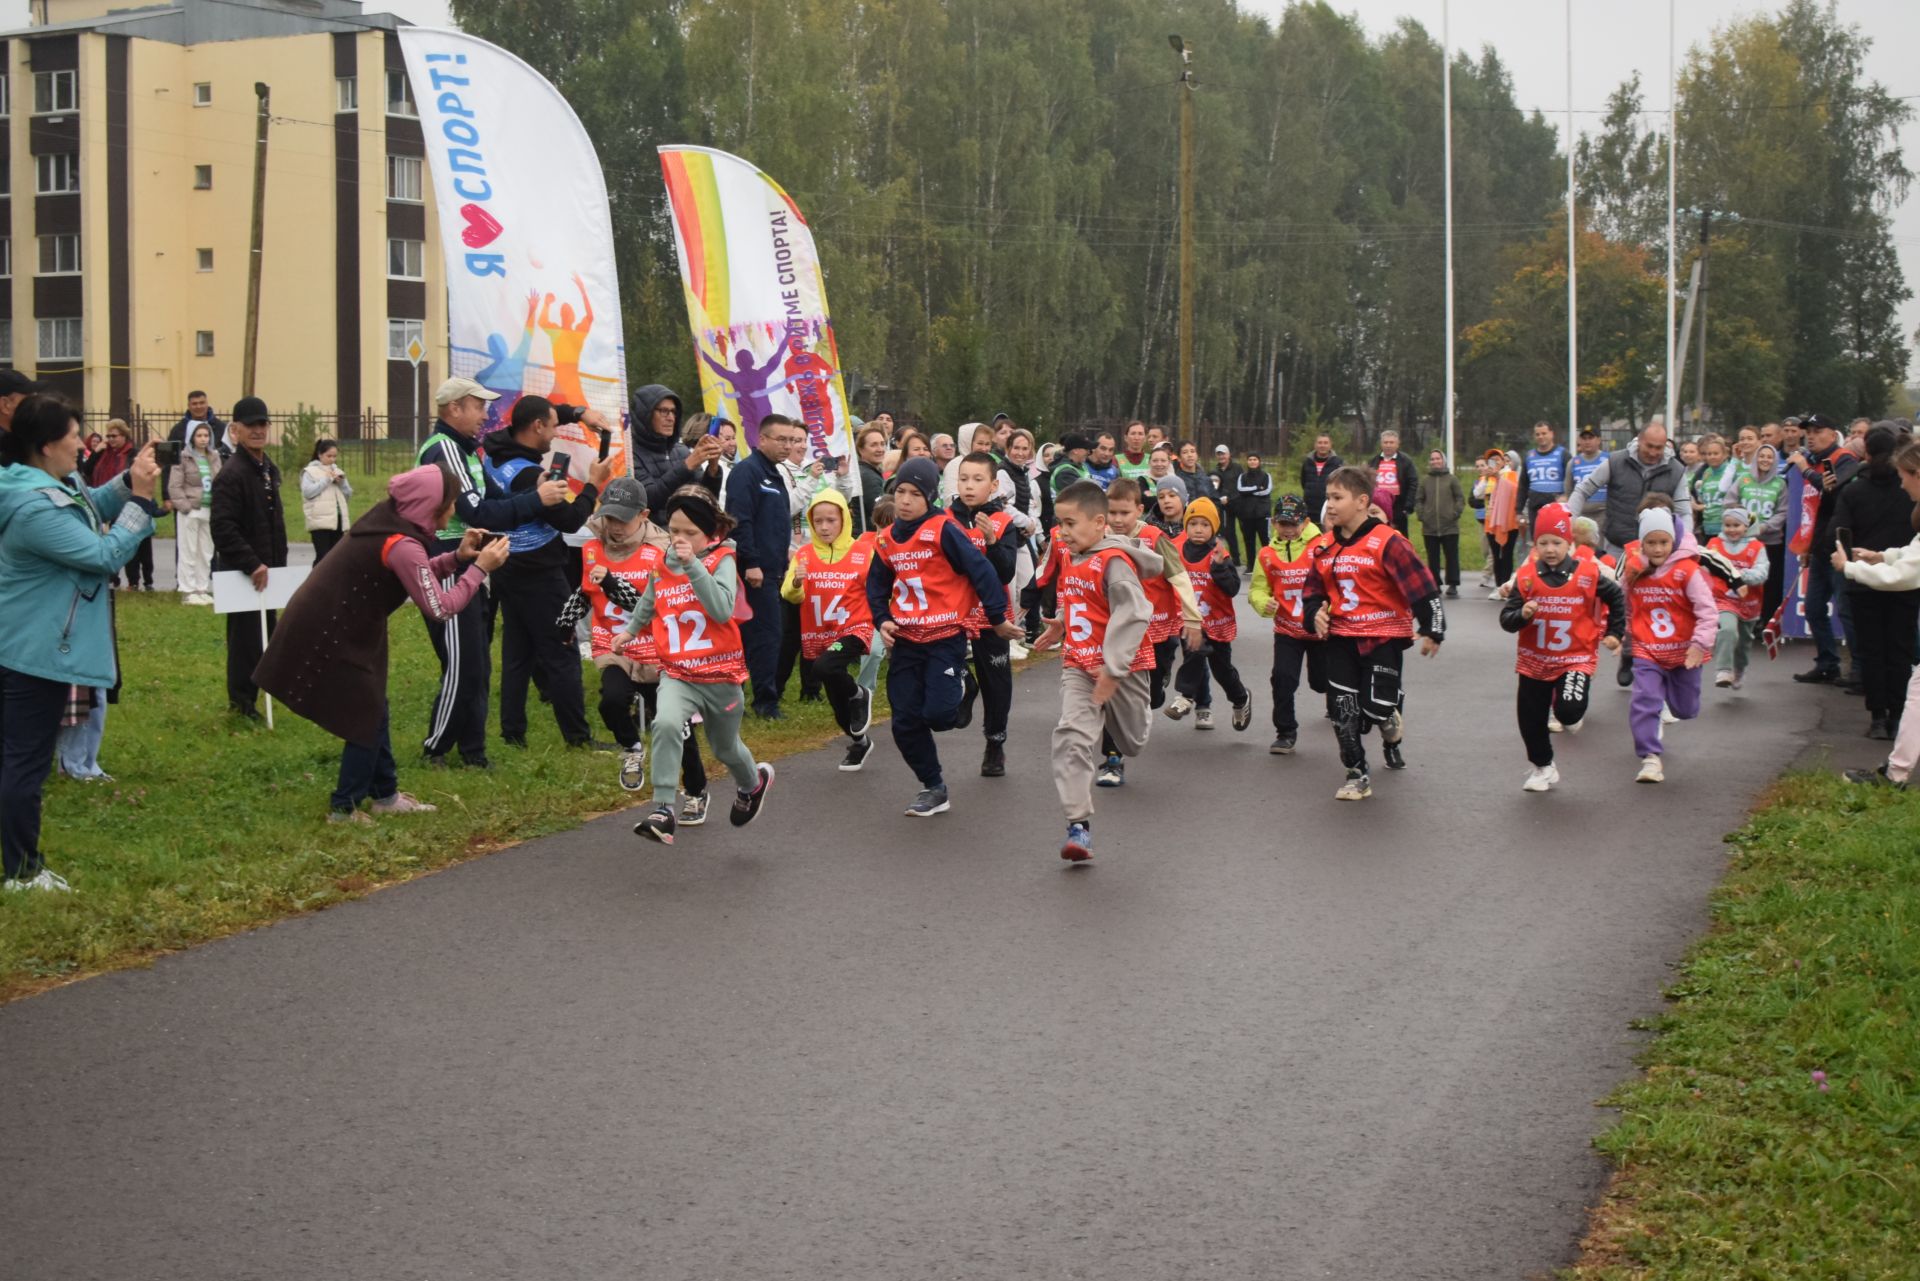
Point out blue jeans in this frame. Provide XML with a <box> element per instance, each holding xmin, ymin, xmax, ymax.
<box><xmin>741</xmin><ymin>572</ymin><xmax>786</xmax><ymax>714</ymax></box>
<box><xmin>56</xmin><ymin>692</ymin><xmax>108</xmax><ymax>778</ymax></box>
<box><xmin>332</xmin><ymin>705</ymin><xmax>398</xmax><ymax>813</ymax></box>
<box><xmin>886</xmin><ymin>632</ymin><xmax>970</xmax><ymax>788</ymax></box>
<box><xmin>1802</xmin><ymin>559</ymin><xmax>1855</xmax><ymax>670</ymax></box>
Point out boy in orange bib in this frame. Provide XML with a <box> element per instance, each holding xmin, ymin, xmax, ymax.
<box><xmin>1498</xmin><ymin>503</ymin><xmax>1625</xmax><ymax>792</ymax></box>
<box><xmin>1165</xmin><ymin>497</ymin><xmax>1254</xmax><ymax>731</ymax></box>
<box><xmin>1034</xmin><ymin>482</ymin><xmax>1163</xmax><ymax>864</ymax></box>
<box><xmin>1306</xmin><ymin>466</ymin><xmax>1445</xmax><ymax>800</ymax></box>
<box><xmin>1250</xmin><ymin>492</ymin><xmax>1330</xmax><ymax>756</ymax></box>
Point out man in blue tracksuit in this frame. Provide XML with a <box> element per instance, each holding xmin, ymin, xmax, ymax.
<box><xmin>726</xmin><ymin>412</ymin><xmax>803</xmax><ymax>718</ymax></box>
<box><xmin>416</xmin><ymin>377</ymin><xmax>581</xmax><ymax>766</ymax></box>
<box><xmin>1517</xmin><ymin>421</ymin><xmax>1569</xmax><ymax>550</ymax></box>
<box><xmin>1569</xmin><ymin>427</ymin><xmax>1607</xmax><ymax>511</ymax></box>
<box><xmin>480</xmin><ymin>394</ymin><xmax>612</xmax><ymax>748</ymax></box>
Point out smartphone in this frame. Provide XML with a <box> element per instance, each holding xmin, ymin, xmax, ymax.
<box><xmin>547</xmin><ymin>451</ymin><xmax>572</xmax><ymax>483</ymax></box>
<box><xmin>1835</xmin><ymin>527</ymin><xmax>1853</xmax><ymax>558</ymax></box>
<box><xmin>706</xmin><ymin>416</ymin><xmax>727</xmax><ymax>438</ymax></box>
<box><xmin>596</xmin><ymin>425</ymin><xmax>611</xmax><ymax>461</ymax></box>
<box><xmin>151</xmin><ymin>440</ymin><xmax>183</xmax><ymax>471</ymax></box>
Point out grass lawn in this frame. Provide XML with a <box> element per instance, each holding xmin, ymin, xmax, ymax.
<box><xmin>1567</xmin><ymin>774</ymin><xmax>1919</xmax><ymax>1278</ymax></box>
<box><xmin>0</xmin><ymin>590</ymin><xmax>882</xmax><ymax>1003</ymax></box>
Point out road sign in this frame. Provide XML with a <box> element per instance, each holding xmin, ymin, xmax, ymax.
<box><xmin>406</xmin><ymin>336</ymin><xmax>425</xmax><ymax>367</ymax></box>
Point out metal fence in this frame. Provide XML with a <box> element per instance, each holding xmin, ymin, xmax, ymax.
<box><xmin>88</xmin><ymin>407</ymin><xmax>425</xmax><ymax>475</ymax></box>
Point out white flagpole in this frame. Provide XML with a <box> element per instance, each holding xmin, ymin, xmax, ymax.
<box><xmin>1664</xmin><ymin>0</ymin><xmax>1678</xmax><ymax>433</ymax></box>
<box><xmin>1566</xmin><ymin>0</ymin><xmax>1578</xmax><ymax>438</ymax></box>
<box><xmin>1442</xmin><ymin>0</ymin><xmax>1456</xmax><ymax>466</ymax></box>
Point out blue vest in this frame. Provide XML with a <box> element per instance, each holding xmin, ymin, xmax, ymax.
<box><xmin>480</xmin><ymin>454</ymin><xmax>558</xmax><ymax>553</ymax></box>
<box><xmin>1525</xmin><ymin>445</ymin><xmax>1568</xmax><ymax>494</ymax></box>
<box><xmin>1570</xmin><ymin>452</ymin><xmax>1606</xmax><ymax>504</ymax></box>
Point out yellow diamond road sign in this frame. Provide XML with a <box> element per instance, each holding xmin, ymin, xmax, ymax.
<box><xmin>406</xmin><ymin>337</ymin><xmax>424</xmax><ymax>367</ymax></box>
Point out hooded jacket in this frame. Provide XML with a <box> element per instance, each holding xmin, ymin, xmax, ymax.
<box><xmin>1833</xmin><ymin>463</ymin><xmax>1918</xmax><ymax>583</ymax></box>
<box><xmin>1414</xmin><ymin>465</ymin><xmax>1465</xmax><ymax>532</ymax></box>
<box><xmin>170</xmin><ymin>438</ymin><xmax>225</xmax><ymax>515</ymax></box>
<box><xmin>1056</xmin><ymin>533</ymin><xmax>1165</xmax><ymax>678</ymax></box>
<box><xmin>1624</xmin><ymin>539</ymin><xmax>1719</xmax><ymax>654</ymax></box>
<box><xmin>254</xmin><ymin>466</ymin><xmax>487</xmax><ymax>745</ymax></box>
<box><xmin>0</xmin><ymin>464</ymin><xmax>154</xmax><ymax>686</ymax></box>
<box><xmin>780</xmin><ymin>486</ymin><xmax>863</xmax><ymax>603</ymax></box>
<box><xmin>1247</xmin><ymin>519</ymin><xmax>1325</xmax><ymax>619</ymax></box>
<box><xmin>628</xmin><ymin>384</ymin><xmax>692</xmax><ymax>510</ymax></box>
<box><xmin>478</xmin><ymin>426</ymin><xmax>600</xmax><ymax>574</ymax></box>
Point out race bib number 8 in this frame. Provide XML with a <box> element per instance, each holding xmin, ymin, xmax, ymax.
<box><xmin>1648</xmin><ymin>607</ymin><xmax>1676</xmax><ymax>639</ymax></box>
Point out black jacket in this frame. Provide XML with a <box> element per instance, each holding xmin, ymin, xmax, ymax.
<box><xmin>1803</xmin><ymin>442</ymin><xmax>1864</xmax><ymax>561</ymax></box>
<box><xmin>1228</xmin><ymin>467</ymin><xmax>1273</xmax><ymax>520</ymax></box>
<box><xmin>856</xmin><ymin>459</ymin><xmax>886</xmax><ymax>534</ymax></box>
<box><xmin>1834</xmin><ymin>465</ymin><xmax>1916</xmax><ymax>587</ymax></box>
<box><xmin>479</xmin><ymin>428</ymin><xmax>600</xmax><ymax>575</ymax></box>
<box><xmin>948</xmin><ymin>497</ymin><xmax>1019</xmax><ymax>587</ymax></box>
<box><xmin>1299</xmin><ymin>452</ymin><xmax>1341</xmax><ymax>515</ymax></box>
<box><xmin>209</xmin><ymin>448</ymin><xmax>288</xmax><ymax>574</ymax></box>
<box><xmin>628</xmin><ymin>384</ymin><xmax>691</xmax><ymax>510</ymax></box>
<box><xmin>169</xmin><ymin>412</ymin><xmax>228</xmax><ymax>445</ymax></box>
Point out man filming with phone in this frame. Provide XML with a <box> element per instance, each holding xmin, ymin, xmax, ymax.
<box><xmin>1786</xmin><ymin>411</ymin><xmax>1861</xmax><ymax>685</ymax></box>
<box><xmin>480</xmin><ymin>394</ymin><xmax>615</xmax><ymax>750</ymax></box>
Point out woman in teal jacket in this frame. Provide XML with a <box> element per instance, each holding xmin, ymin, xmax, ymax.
<box><xmin>0</xmin><ymin>395</ymin><xmax>160</xmax><ymax>892</ymax></box>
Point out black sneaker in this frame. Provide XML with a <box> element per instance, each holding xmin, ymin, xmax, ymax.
<box><xmin>1844</xmin><ymin>765</ymin><xmax>1903</xmax><ymax>787</ymax></box>
<box><xmin>458</xmin><ymin>752</ymin><xmax>493</xmax><ymax>770</ymax></box>
<box><xmin>1867</xmin><ymin>715</ymin><xmax>1892</xmax><ymax>741</ymax></box>
<box><xmin>730</xmin><ymin>762</ymin><xmax>775</xmax><ymax>827</ymax></box>
<box><xmin>1793</xmin><ymin>666</ymin><xmax>1839</xmax><ymax>684</ymax></box>
<box><xmin>1445</xmin><ymin>585</ymin><xmax>1459</xmax><ymax>598</ymax></box>
<box><xmin>503</xmin><ymin>733</ymin><xmax>529</xmax><ymax>748</ymax></box>
<box><xmin>848</xmin><ymin>688</ymin><xmax>874</xmax><ymax>738</ymax></box>
<box><xmin>954</xmin><ymin>668</ymin><xmax>979</xmax><ymax>730</ymax></box>
<box><xmin>839</xmin><ymin>736</ymin><xmax>874</xmax><ymax>772</ymax></box>
<box><xmin>906</xmin><ymin>785</ymin><xmax>950</xmax><ymax>818</ymax></box>
<box><xmin>981</xmin><ymin>737</ymin><xmax>1006</xmax><ymax>777</ymax></box>
<box><xmin>1616</xmin><ymin>652</ymin><xmax>1634</xmax><ymax>688</ymax></box>
<box><xmin>633</xmin><ymin>805</ymin><xmax>676</xmax><ymax>845</ymax></box>
<box><xmin>1382</xmin><ymin>741</ymin><xmax>1406</xmax><ymax>770</ymax></box>
<box><xmin>424</xmin><ymin>752</ymin><xmax>451</xmax><ymax>770</ymax></box>
<box><xmin>1269</xmin><ymin>733</ymin><xmax>1296</xmax><ymax>755</ymax></box>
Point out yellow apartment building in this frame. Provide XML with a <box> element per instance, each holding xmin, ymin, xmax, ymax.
<box><xmin>3</xmin><ymin>0</ymin><xmax>447</xmax><ymax>434</ymax></box>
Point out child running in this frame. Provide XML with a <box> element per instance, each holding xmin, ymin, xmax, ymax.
<box><xmin>1305</xmin><ymin>466</ymin><xmax>1445</xmax><ymax>800</ymax></box>
<box><xmin>1249</xmin><ymin>493</ymin><xmax>1330</xmax><ymax>755</ymax></box>
<box><xmin>1706</xmin><ymin>506</ymin><xmax>1768</xmax><ymax>690</ymax></box>
<box><xmin>1035</xmin><ymin>481</ymin><xmax>1164</xmax><ymax>863</ymax></box>
<box><xmin>625</xmin><ymin>486</ymin><xmax>775</xmax><ymax>844</ymax></box>
<box><xmin>949</xmin><ymin>450</ymin><xmax>1022</xmax><ymax>777</ymax></box>
<box><xmin>1164</xmin><ymin>496</ymin><xmax>1254</xmax><ymax>731</ymax></box>
<box><xmin>1084</xmin><ymin>477</ymin><xmax>1200</xmax><ymax>786</ymax></box>
<box><xmin>780</xmin><ymin>486</ymin><xmax>879</xmax><ymax>770</ymax></box>
<box><xmin>564</xmin><ymin>477</ymin><xmax>708</xmax><ymax>811</ymax></box>
<box><xmin>1621</xmin><ymin>507</ymin><xmax>1717</xmax><ymax>783</ymax></box>
<box><xmin>1498</xmin><ymin>503</ymin><xmax>1625</xmax><ymax>792</ymax></box>
<box><xmin>866</xmin><ymin>457</ymin><xmax>1022</xmax><ymax>817</ymax></box>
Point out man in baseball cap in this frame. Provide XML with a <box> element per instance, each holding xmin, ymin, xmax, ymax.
<box><xmin>434</xmin><ymin>375</ymin><xmax>500</xmax><ymax>408</ymax></box>
<box><xmin>0</xmin><ymin>369</ymin><xmax>46</xmax><ymax>442</ymax></box>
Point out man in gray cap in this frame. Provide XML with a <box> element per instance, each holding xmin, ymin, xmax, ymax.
<box><xmin>413</xmin><ymin>375</ymin><xmax>573</xmax><ymax>767</ymax></box>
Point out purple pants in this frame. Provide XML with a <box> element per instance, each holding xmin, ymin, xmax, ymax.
<box><xmin>1630</xmin><ymin>657</ymin><xmax>1702</xmax><ymax>758</ymax></box>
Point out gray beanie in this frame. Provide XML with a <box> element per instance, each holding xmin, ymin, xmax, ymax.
<box><xmin>893</xmin><ymin>456</ymin><xmax>943</xmax><ymax>503</ymax></box>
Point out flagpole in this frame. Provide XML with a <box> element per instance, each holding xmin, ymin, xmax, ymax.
<box><xmin>1664</xmin><ymin>0</ymin><xmax>1678</xmax><ymax>433</ymax></box>
<box><xmin>1442</xmin><ymin>0</ymin><xmax>1456</xmax><ymax>466</ymax></box>
<box><xmin>1566</xmin><ymin>0</ymin><xmax>1578</xmax><ymax>438</ymax></box>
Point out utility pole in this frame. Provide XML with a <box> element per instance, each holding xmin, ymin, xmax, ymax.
<box><xmin>242</xmin><ymin>82</ymin><xmax>270</xmax><ymax>398</ymax></box>
<box><xmin>1441</xmin><ymin>1</ymin><xmax>1456</xmax><ymax>466</ymax></box>
<box><xmin>1170</xmin><ymin>34</ymin><xmax>1195</xmax><ymax>438</ymax></box>
<box><xmin>1694</xmin><ymin>206</ymin><xmax>1710</xmax><ymax>427</ymax></box>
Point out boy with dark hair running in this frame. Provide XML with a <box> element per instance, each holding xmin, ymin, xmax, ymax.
<box><xmin>1306</xmin><ymin>466</ymin><xmax>1445</xmax><ymax>800</ymax></box>
<box><xmin>866</xmin><ymin>457</ymin><xmax>1023</xmax><ymax>817</ymax></box>
<box><xmin>950</xmin><ymin>450</ymin><xmax>1022</xmax><ymax>777</ymax></box>
<box><xmin>1035</xmin><ymin>482</ymin><xmax>1162</xmax><ymax>864</ymax></box>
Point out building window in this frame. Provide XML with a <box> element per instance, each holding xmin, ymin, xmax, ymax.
<box><xmin>37</xmin><ymin>233</ymin><xmax>80</xmax><ymax>276</ymax></box>
<box><xmin>195</xmin><ymin>330</ymin><xmax>215</xmax><ymax>357</ymax></box>
<box><xmin>386</xmin><ymin>154</ymin><xmax>423</xmax><ymax>203</ymax></box>
<box><xmin>0</xmin><ymin>239</ymin><xmax>9</xmax><ymax>278</ymax></box>
<box><xmin>385</xmin><ymin>69</ymin><xmax>416</xmax><ymax>117</ymax></box>
<box><xmin>196</xmin><ymin>247</ymin><xmax>213</xmax><ymax>272</ymax></box>
<box><xmin>0</xmin><ymin>320</ymin><xmax>12</xmax><ymax>367</ymax></box>
<box><xmin>193</xmin><ymin>164</ymin><xmax>212</xmax><ymax>190</ymax></box>
<box><xmin>192</xmin><ymin>82</ymin><xmax>212</xmax><ymax>107</ymax></box>
<box><xmin>336</xmin><ymin>75</ymin><xmax>357</xmax><ymax>113</ymax></box>
<box><xmin>386</xmin><ymin>318</ymin><xmax>425</xmax><ymax>360</ymax></box>
<box><xmin>33</xmin><ymin>69</ymin><xmax>76</xmax><ymax>115</ymax></box>
<box><xmin>35</xmin><ymin>153</ymin><xmax>79</xmax><ymax>195</ymax></box>
<box><xmin>37</xmin><ymin>318</ymin><xmax>82</xmax><ymax>362</ymax></box>
<box><xmin>387</xmin><ymin>238</ymin><xmax>425</xmax><ymax>280</ymax></box>
<box><xmin>0</xmin><ymin>76</ymin><xmax>10</xmax><ymax>119</ymax></box>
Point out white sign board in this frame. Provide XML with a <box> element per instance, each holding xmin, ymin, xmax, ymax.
<box><xmin>212</xmin><ymin>566</ymin><xmax>311</xmax><ymax>614</ymax></box>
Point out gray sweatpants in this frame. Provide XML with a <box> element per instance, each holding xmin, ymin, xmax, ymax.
<box><xmin>1052</xmin><ymin>666</ymin><xmax>1153</xmax><ymax>824</ymax></box>
<box><xmin>651</xmin><ymin>677</ymin><xmax>760</xmax><ymax>806</ymax></box>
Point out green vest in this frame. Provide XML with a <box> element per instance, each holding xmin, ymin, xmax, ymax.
<box><xmin>418</xmin><ymin>432</ymin><xmax>483</xmax><ymax>543</ymax></box>
<box><xmin>1737</xmin><ymin>473</ymin><xmax>1786</xmax><ymax>523</ymax></box>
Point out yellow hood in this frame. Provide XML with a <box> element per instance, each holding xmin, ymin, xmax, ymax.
<box><xmin>803</xmin><ymin>485</ymin><xmax>858</xmax><ymax>562</ymax></box>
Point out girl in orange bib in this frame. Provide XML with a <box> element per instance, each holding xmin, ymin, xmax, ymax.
<box><xmin>624</xmin><ymin>486</ymin><xmax>775</xmax><ymax>844</ymax></box>
<box><xmin>1499</xmin><ymin>503</ymin><xmax>1625</xmax><ymax>792</ymax></box>
<box><xmin>1622</xmin><ymin>508</ymin><xmax>1718</xmax><ymax>783</ymax></box>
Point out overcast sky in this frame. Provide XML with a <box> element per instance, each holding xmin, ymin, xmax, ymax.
<box><xmin>8</xmin><ymin>0</ymin><xmax>1912</xmax><ymax>369</ymax></box>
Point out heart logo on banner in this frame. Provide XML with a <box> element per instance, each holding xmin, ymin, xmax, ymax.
<box><xmin>460</xmin><ymin>203</ymin><xmax>503</xmax><ymax>248</ymax></box>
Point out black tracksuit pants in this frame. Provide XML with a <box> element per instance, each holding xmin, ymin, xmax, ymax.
<box><xmin>776</xmin><ymin>596</ymin><xmax>822</xmax><ymax>702</ymax></box>
<box><xmin>741</xmin><ymin>573</ymin><xmax>785</xmax><ymax>715</ymax></box>
<box><xmin>1176</xmin><ymin>639</ymin><xmax>1247</xmax><ymax>709</ymax></box>
<box><xmin>1515</xmin><ymin>670</ymin><xmax>1593</xmax><ymax>767</ymax></box>
<box><xmin>1269</xmin><ymin>632</ymin><xmax>1327</xmax><ymax>736</ymax></box>
<box><xmin>812</xmin><ymin>635</ymin><xmax>870</xmax><ymax>736</ymax></box>
<box><xmin>423</xmin><ymin>584</ymin><xmax>491</xmax><ymax>761</ymax></box>
<box><xmin>494</xmin><ymin>567</ymin><xmax>589</xmax><ymax>745</ymax></box>
<box><xmin>227</xmin><ymin>608</ymin><xmax>277</xmax><ymax>713</ymax></box>
<box><xmin>597</xmin><ymin>666</ymin><xmax>707</xmax><ymax>794</ymax></box>
<box><xmin>970</xmin><ymin>630</ymin><xmax>1013</xmax><ymax>741</ymax></box>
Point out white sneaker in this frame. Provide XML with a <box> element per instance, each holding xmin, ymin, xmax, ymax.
<box><xmin>1487</xmin><ymin>588</ymin><xmax>1505</xmax><ymax>600</ymax></box>
<box><xmin>1636</xmin><ymin>756</ymin><xmax>1665</xmax><ymax>784</ymax></box>
<box><xmin>1194</xmin><ymin>707</ymin><xmax>1215</xmax><ymax>730</ymax></box>
<box><xmin>3</xmin><ymin>868</ymin><xmax>72</xmax><ymax>892</ymax></box>
<box><xmin>1547</xmin><ymin>713</ymin><xmax>1564</xmax><ymax>734</ymax></box>
<box><xmin>1566</xmin><ymin>716</ymin><xmax>1585</xmax><ymax>735</ymax></box>
<box><xmin>1165</xmin><ymin>695</ymin><xmax>1194</xmax><ymax>721</ymax></box>
<box><xmin>618</xmin><ymin>747</ymin><xmax>647</xmax><ymax>792</ymax></box>
<box><xmin>1660</xmin><ymin>705</ymin><xmax>1679</xmax><ymax>725</ymax></box>
<box><xmin>1522</xmin><ymin>765</ymin><xmax>1556</xmax><ymax>792</ymax></box>
<box><xmin>1730</xmin><ymin>672</ymin><xmax>1744</xmax><ymax>690</ymax></box>
<box><xmin>1335</xmin><ymin>770</ymin><xmax>1372</xmax><ymax>801</ymax></box>
<box><xmin>1008</xmin><ymin>640</ymin><xmax>1029</xmax><ymax>661</ymax></box>
<box><xmin>578</xmin><ymin>639</ymin><xmax>594</xmax><ymax>660</ymax></box>
<box><xmin>1715</xmin><ymin>671</ymin><xmax>1734</xmax><ymax>688</ymax></box>
<box><xmin>368</xmin><ymin>792</ymin><xmax>437</xmax><ymax>814</ymax></box>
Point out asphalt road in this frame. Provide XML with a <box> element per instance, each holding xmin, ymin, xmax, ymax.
<box><xmin>2</xmin><ymin>584</ymin><xmax>1865</xmax><ymax>1280</ymax></box>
